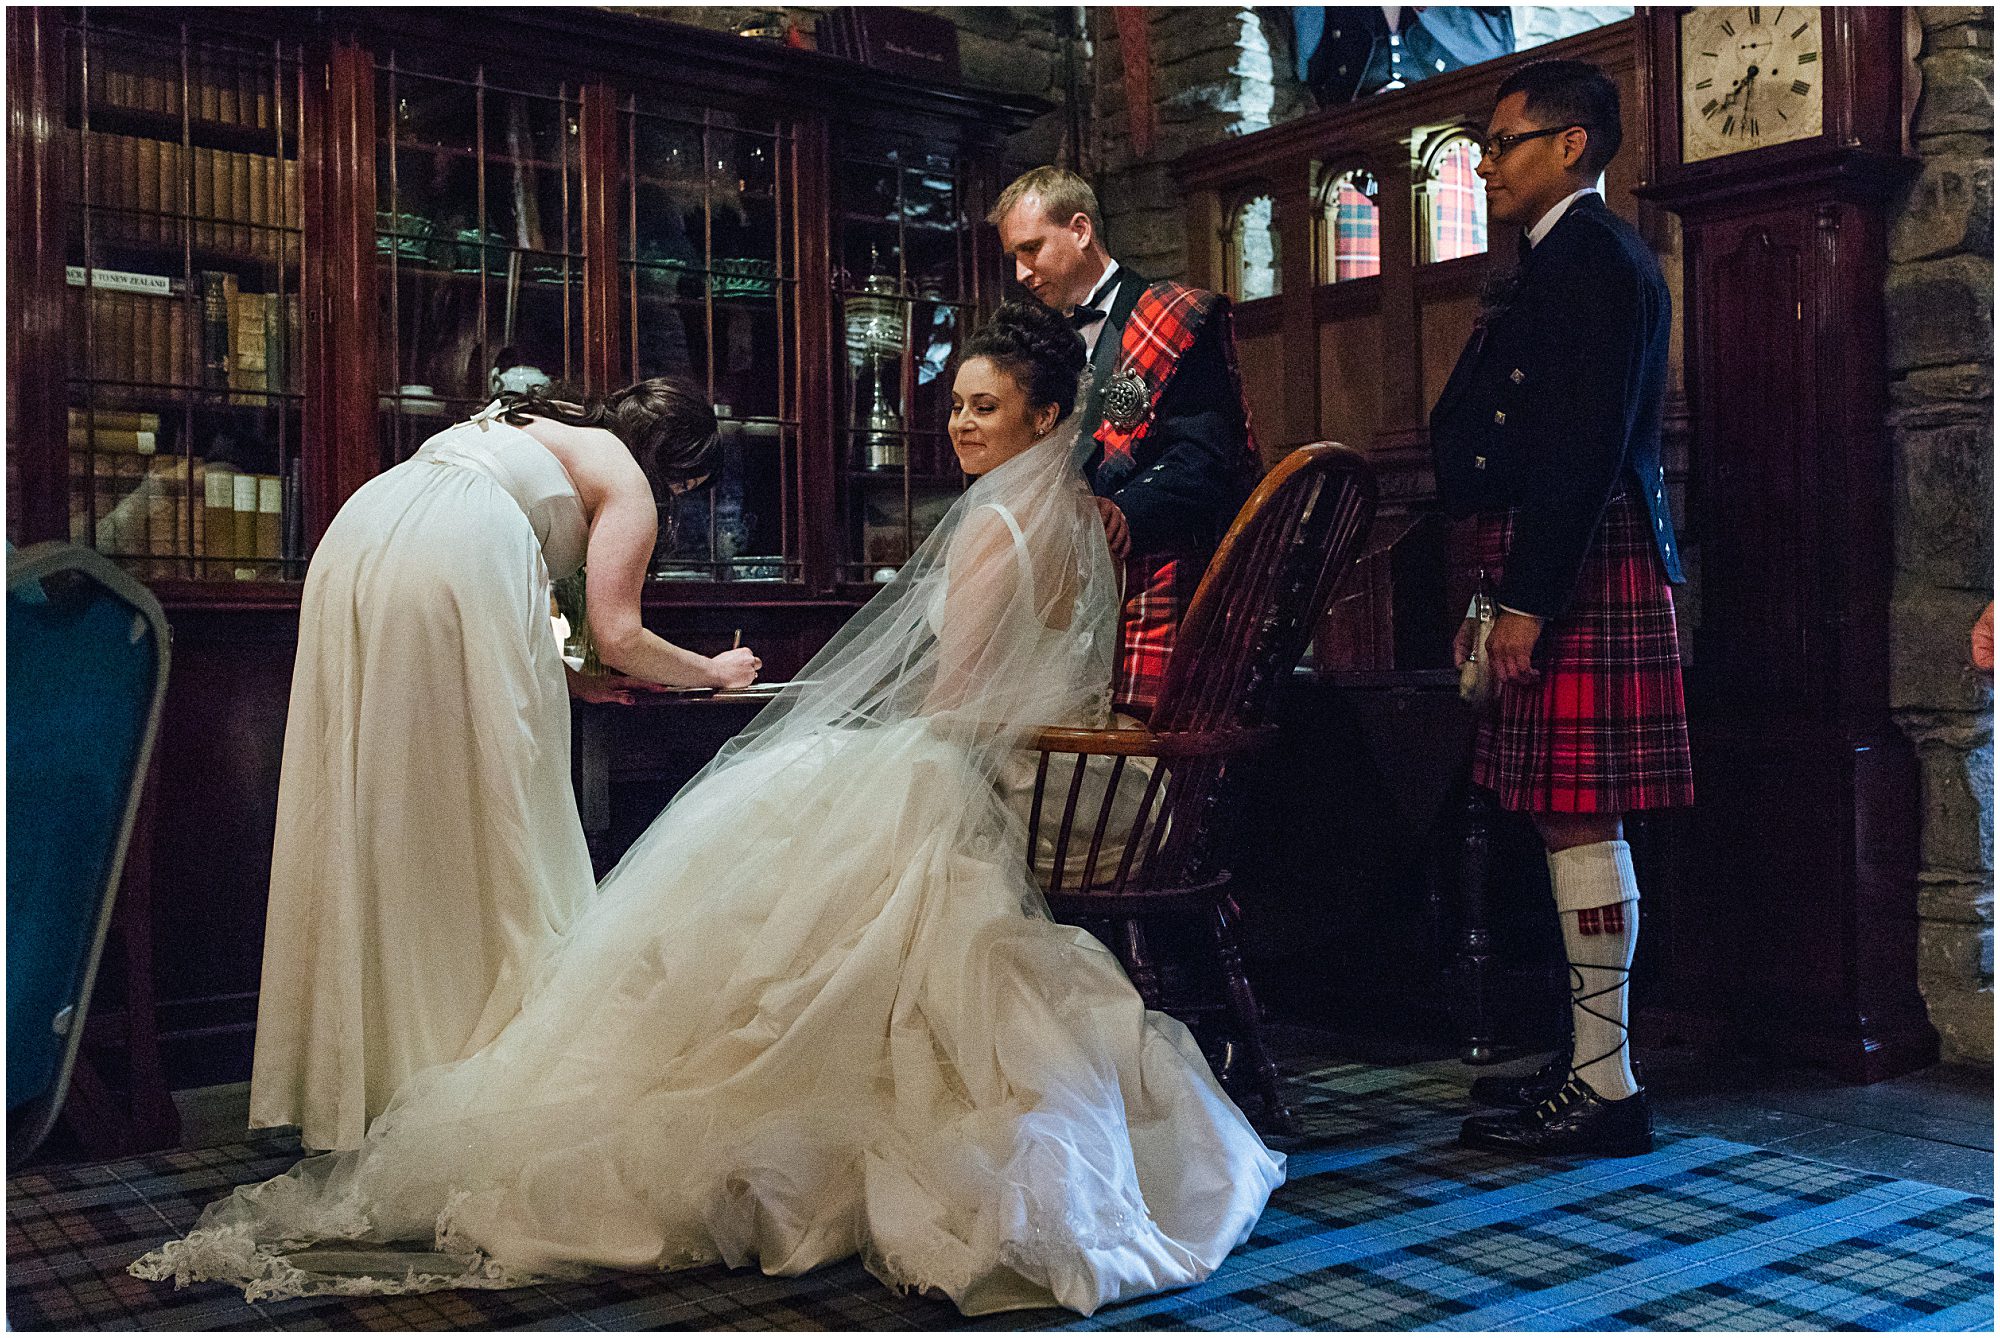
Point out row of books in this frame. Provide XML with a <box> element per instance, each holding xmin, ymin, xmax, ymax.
<box><xmin>69</xmin><ymin>271</ymin><xmax>297</xmax><ymax>399</ymax></box>
<box><xmin>84</xmin><ymin>133</ymin><xmax>298</xmax><ymax>256</ymax></box>
<box><xmin>69</xmin><ymin>406</ymin><xmax>162</xmax><ymax>455</ymax></box>
<box><xmin>70</xmin><ymin>453</ymin><xmax>288</xmax><ymax>561</ymax></box>
<box><xmin>85</xmin><ymin>48</ymin><xmax>284</xmax><ymax>131</ymax></box>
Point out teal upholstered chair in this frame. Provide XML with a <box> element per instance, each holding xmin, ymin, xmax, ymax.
<box><xmin>8</xmin><ymin>542</ymin><xmax>170</xmax><ymax>1159</ymax></box>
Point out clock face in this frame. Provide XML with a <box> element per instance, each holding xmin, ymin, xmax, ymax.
<box><xmin>1680</xmin><ymin>5</ymin><xmax>1825</xmax><ymax>164</ymax></box>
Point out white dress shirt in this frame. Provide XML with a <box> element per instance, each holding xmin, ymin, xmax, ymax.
<box><xmin>1526</xmin><ymin>187</ymin><xmax>1599</xmax><ymax>249</ymax></box>
<box><xmin>1073</xmin><ymin>260</ymin><xmax>1122</xmax><ymax>357</ymax></box>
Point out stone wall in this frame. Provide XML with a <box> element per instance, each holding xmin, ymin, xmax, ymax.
<box><xmin>1886</xmin><ymin>6</ymin><xmax>1994</xmax><ymax>1065</ymax></box>
<box><xmin>1088</xmin><ymin>8</ymin><xmax>1307</xmax><ymax>282</ymax></box>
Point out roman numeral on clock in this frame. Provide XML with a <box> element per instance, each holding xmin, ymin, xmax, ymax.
<box><xmin>1695</xmin><ymin>78</ymin><xmax>1713</xmax><ymax>90</ymax></box>
<box><xmin>1798</xmin><ymin>51</ymin><xmax>1818</xmax><ymax>63</ymax></box>
<box><xmin>1792</xmin><ymin>79</ymin><xmax>1811</xmax><ymax>96</ymax></box>
<box><xmin>1721</xmin><ymin>18</ymin><xmax>1736</xmax><ymax>37</ymax></box>
<box><xmin>1749</xmin><ymin>7</ymin><xmax>1762</xmax><ymax>24</ymax></box>
<box><xmin>1791</xmin><ymin>21</ymin><xmax>1810</xmax><ymax>38</ymax></box>
<box><xmin>1703</xmin><ymin>98</ymin><xmax>1721</xmax><ymax>118</ymax></box>
<box><xmin>1722</xmin><ymin>114</ymin><xmax>1735</xmax><ymax>136</ymax></box>
<box><xmin>1746</xmin><ymin>115</ymin><xmax>1759</xmax><ymax>137</ymax></box>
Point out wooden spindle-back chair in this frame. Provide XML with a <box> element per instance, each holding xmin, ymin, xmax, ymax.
<box><xmin>1024</xmin><ymin>443</ymin><xmax>1376</xmax><ymax>1132</ymax></box>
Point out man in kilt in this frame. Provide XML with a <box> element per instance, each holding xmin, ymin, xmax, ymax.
<box><xmin>991</xmin><ymin>167</ymin><xmax>1260</xmax><ymax>719</ymax></box>
<box><xmin>1431</xmin><ymin>60</ymin><xmax>1693</xmax><ymax>1157</ymax></box>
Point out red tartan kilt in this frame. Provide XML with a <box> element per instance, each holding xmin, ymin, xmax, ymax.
<box><xmin>1113</xmin><ymin>553</ymin><xmax>1195</xmax><ymax>717</ymax></box>
<box><xmin>1471</xmin><ymin>489</ymin><xmax>1694</xmax><ymax>813</ymax></box>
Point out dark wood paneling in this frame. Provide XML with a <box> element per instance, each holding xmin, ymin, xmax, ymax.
<box><xmin>795</xmin><ymin>117</ymin><xmax>837</xmax><ymax>593</ymax></box>
<box><xmin>1316</xmin><ymin>311</ymin><xmax>1382</xmax><ymax>451</ymax></box>
<box><xmin>1689</xmin><ymin>210</ymin><xmax>1815</xmax><ymax>710</ymax></box>
<box><xmin>302</xmin><ymin>39</ymin><xmax>378</xmax><ymax>541</ymax></box>
<box><xmin>7</xmin><ymin>7</ymin><xmax>68</xmax><ymax>544</ymax></box>
<box><xmin>1234</xmin><ymin>327</ymin><xmax>1287</xmax><ymax>466</ymax></box>
<box><xmin>578</xmin><ymin>81</ymin><xmax>618</xmax><ymax>393</ymax></box>
<box><xmin>1686</xmin><ymin>724</ymin><xmax>1931</xmax><ymax>1080</ymax></box>
<box><xmin>1276</xmin><ymin>177</ymin><xmax>1319</xmax><ymax>446</ymax></box>
<box><xmin>143</xmin><ymin>605</ymin><xmax>299</xmax><ymax>1084</ymax></box>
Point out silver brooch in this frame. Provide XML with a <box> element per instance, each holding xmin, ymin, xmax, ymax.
<box><xmin>1101</xmin><ymin>371</ymin><xmax>1150</xmax><ymax>431</ymax></box>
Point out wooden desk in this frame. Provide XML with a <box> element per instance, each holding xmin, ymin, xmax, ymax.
<box><xmin>570</xmin><ymin>688</ymin><xmax>775</xmax><ymax>875</ymax></box>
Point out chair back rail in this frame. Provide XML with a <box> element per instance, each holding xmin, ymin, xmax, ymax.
<box><xmin>1022</xmin><ymin>444</ymin><xmax>1374</xmax><ymax>1133</ymax></box>
<box><xmin>1027</xmin><ymin>444</ymin><xmax>1376</xmax><ymax>900</ymax></box>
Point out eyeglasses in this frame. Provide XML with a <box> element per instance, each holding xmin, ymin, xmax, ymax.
<box><xmin>1480</xmin><ymin>124</ymin><xmax>1583</xmax><ymax>160</ymax></box>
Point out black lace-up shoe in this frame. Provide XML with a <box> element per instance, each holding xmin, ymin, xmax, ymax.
<box><xmin>1467</xmin><ymin>1053</ymin><xmax>1568</xmax><ymax>1109</ymax></box>
<box><xmin>1458</xmin><ymin>1077</ymin><xmax>1653</xmax><ymax>1157</ymax></box>
<box><xmin>1468</xmin><ymin>1054</ymin><xmax>1647</xmax><ymax>1109</ymax></box>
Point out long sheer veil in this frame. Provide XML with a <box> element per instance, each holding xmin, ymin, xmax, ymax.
<box><xmin>721</xmin><ymin>407</ymin><xmax>1114</xmax><ymax>769</ymax></box>
<box><xmin>615</xmin><ymin>399</ymin><xmax>1119</xmax><ymax>859</ymax></box>
<box><xmin>132</xmin><ymin>404</ymin><xmax>1133</xmax><ymax>1302</ymax></box>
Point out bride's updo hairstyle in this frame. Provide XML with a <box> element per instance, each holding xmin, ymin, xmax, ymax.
<box><xmin>960</xmin><ymin>301</ymin><xmax>1089</xmax><ymax>424</ymax></box>
<box><xmin>498</xmin><ymin>377</ymin><xmax>721</xmax><ymax>496</ymax></box>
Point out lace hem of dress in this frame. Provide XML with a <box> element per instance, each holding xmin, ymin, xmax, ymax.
<box><xmin>130</xmin><ymin>1180</ymin><xmax>1174</xmax><ymax>1309</ymax></box>
<box><xmin>129</xmin><ymin>1225</ymin><xmax>520</xmax><ymax>1303</ymax></box>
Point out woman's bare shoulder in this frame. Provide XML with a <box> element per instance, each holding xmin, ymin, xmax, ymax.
<box><xmin>521</xmin><ymin>418</ymin><xmax>646</xmax><ymax>502</ymax></box>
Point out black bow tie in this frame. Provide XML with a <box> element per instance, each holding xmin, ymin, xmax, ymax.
<box><xmin>1069</xmin><ymin>305</ymin><xmax>1106</xmax><ymax>330</ymax></box>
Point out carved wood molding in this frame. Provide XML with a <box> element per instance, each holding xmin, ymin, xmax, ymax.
<box><xmin>325</xmin><ymin>9</ymin><xmax>1049</xmax><ymax>139</ymax></box>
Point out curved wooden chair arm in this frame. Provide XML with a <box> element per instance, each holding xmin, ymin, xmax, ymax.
<box><xmin>1023</xmin><ymin>723</ymin><xmax>1278</xmax><ymax>759</ymax></box>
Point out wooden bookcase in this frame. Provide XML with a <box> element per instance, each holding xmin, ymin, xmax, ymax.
<box><xmin>52</xmin><ymin>16</ymin><xmax>307</xmax><ymax>582</ymax></box>
<box><xmin>6</xmin><ymin>5</ymin><xmax>1041</xmax><ymax>1088</ymax></box>
<box><xmin>14</xmin><ymin>7</ymin><xmax>1037</xmax><ymax>602</ymax></box>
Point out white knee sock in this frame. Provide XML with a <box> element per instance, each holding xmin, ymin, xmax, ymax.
<box><xmin>1547</xmin><ymin>839</ymin><xmax>1641</xmax><ymax>1100</ymax></box>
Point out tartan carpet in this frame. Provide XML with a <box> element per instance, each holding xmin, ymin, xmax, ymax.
<box><xmin>8</xmin><ymin>1060</ymin><xmax>1991</xmax><ymax>1331</ymax></box>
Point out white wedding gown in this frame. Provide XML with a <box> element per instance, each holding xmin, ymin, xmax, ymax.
<box><xmin>134</xmin><ymin>422</ymin><xmax>1283</xmax><ymax>1316</ymax></box>
<box><xmin>250</xmin><ymin>407</ymin><xmax>596</xmax><ymax>1153</ymax></box>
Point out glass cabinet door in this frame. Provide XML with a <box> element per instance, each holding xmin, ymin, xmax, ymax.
<box><xmin>617</xmin><ymin>99</ymin><xmax>802</xmax><ymax>584</ymax></box>
<box><xmin>834</xmin><ymin>133</ymin><xmax>976</xmax><ymax>584</ymax></box>
<box><xmin>62</xmin><ymin>15</ymin><xmax>306</xmax><ymax>581</ymax></box>
<box><xmin>373</xmin><ymin>52</ymin><xmax>586</xmax><ymax>469</ymax></box>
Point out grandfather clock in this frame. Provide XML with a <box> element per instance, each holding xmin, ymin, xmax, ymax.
<box><xmin>1636</xmin><ymin>6</ymin><xmax>1937</xmax><ymax>1081</ymax></box>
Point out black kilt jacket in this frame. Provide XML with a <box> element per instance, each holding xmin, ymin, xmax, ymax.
<box><xmin>1429</xmin><ymin>193</ymin><xmax>1684</xmax><ymax>619</ymax></box>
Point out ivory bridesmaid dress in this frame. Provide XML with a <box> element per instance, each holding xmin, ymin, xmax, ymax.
<box><xmin>247</xmin><ymin>404</ymin><xmax>596</xmax><ymax>1151</ymax></box>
